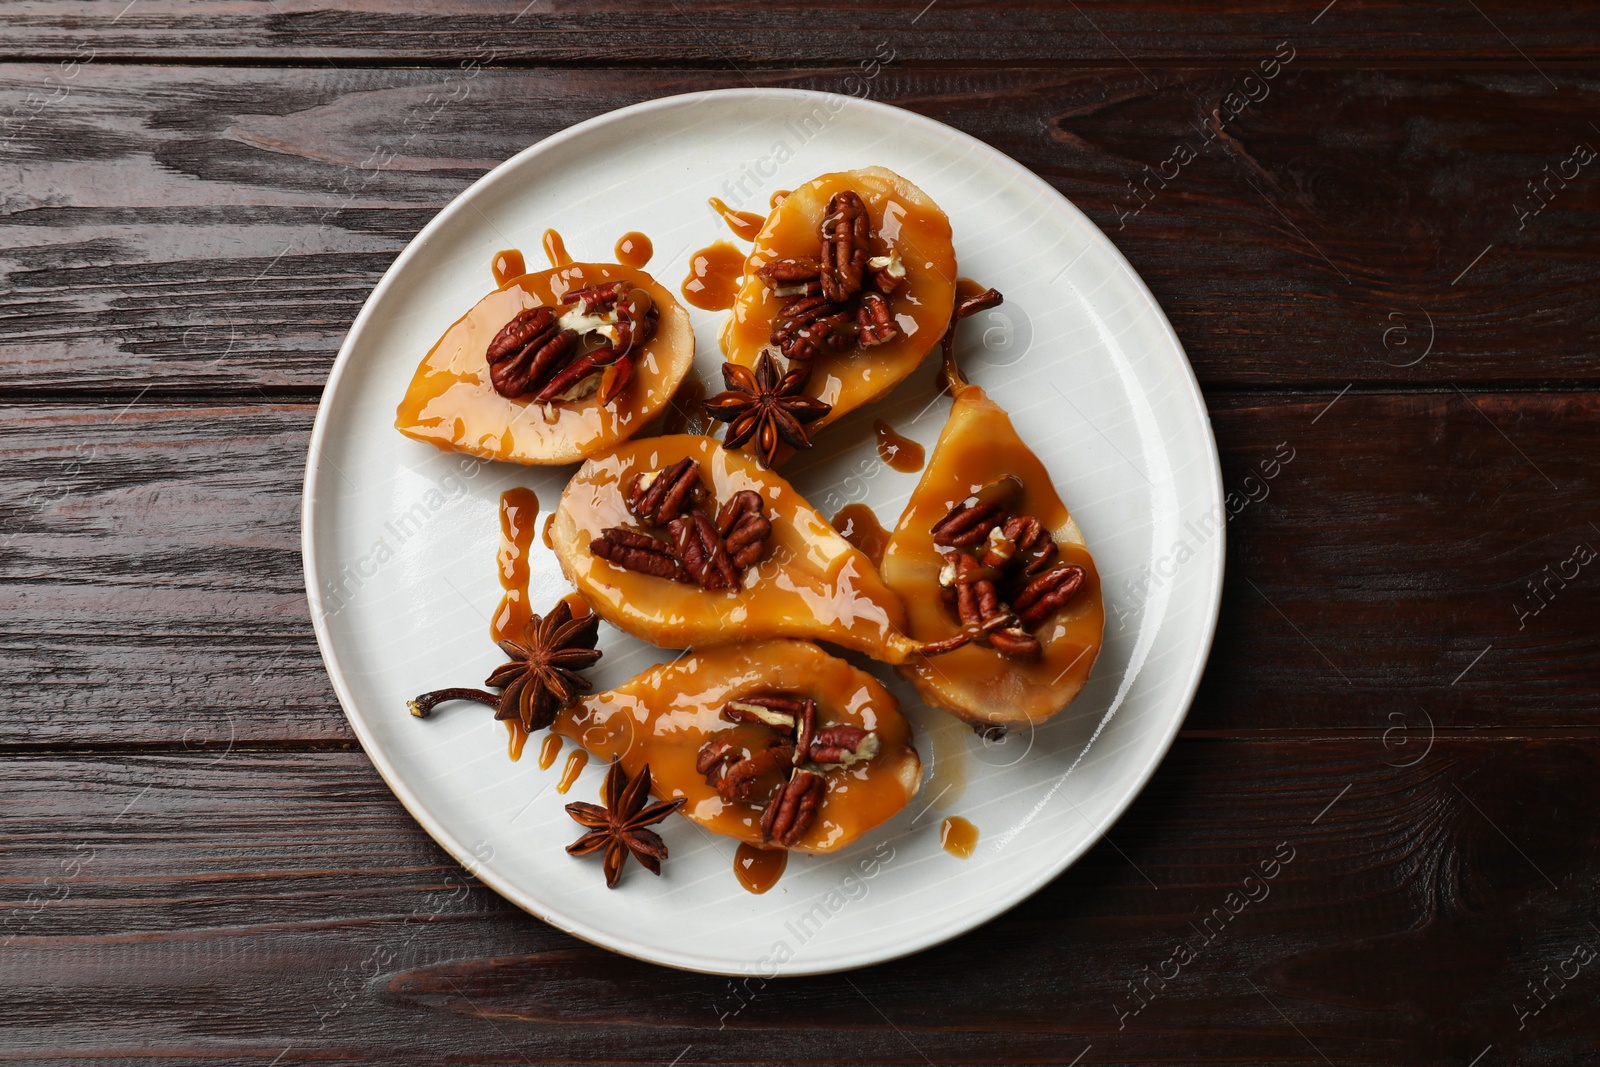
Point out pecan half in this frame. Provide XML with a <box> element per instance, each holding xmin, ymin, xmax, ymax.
<box><xmin>792</xmin><ymin>696</ymin><xmax>817</xmax><ymax>762</ymax></box>
<box><xmin>807</xmin><ymin>724</ymin><xmax>880</xmax><ymax>766</ymax></box>
<box><xmin>772</xmin><ymin>295</ymin><xmax>856</xmax><ymax>362</ymax></box>
<box><xmin>867</xmin><ymin>250</ymin><xmax>906</xmax><ymax>295</ymax></box>
<box><xmin>627</xmin><ymin>457</ymin><xmax>704</xmax><ymax>526</ymax></box>
<box><xmin>820</xmin><ymin>191</ymin><xmax>868</xmax><ymax>302</ymax></box>
<box><xmin>715</xmin><ymin>489</ymin><xmax>772</xmax><ymax>570</ymax></box>
<box><xmin>718</xmin><ymin>742</ymin><xmax>795</xmax><ymax>803</ymax></box>
<box><xmin>1014</xmin><ymin>565</ymin><xmax>1086</xmax><ymax>628</ymax></box>
<box><xmin>1002</xmin><ymin>515</ymin><xmax>1058</xmax><ymax>575</ymax></box>
<box><xmin>930</xmin><ymin>477</ymin><xmax>1024</xmax><ymax>547</ymax></box>
<box><xmin>755</xmin><ymin>256</ymin><xmax>823</xmax><ymax>298</ymax></box>
<box><xmin>857</xmin><ymin>291</ymin><xmax>898</xmax><ymax>347</ymax></box>
<box><xmin>485</xmin><ymin>306</ymin><xmax>579</xmax><ymax>399</ymax></box>
<box><xmin>590</xmin><ymin>527</ymin><xmax>691</xmax><ymax>583</ymax></box>
<box><xmin>987</xmin><ymin>626</ymin><xmax>1042</xmax><ymax>660</ymax></box>
<box><xmin>761</xmin><ymin>768</ymin><xmax>826</xmax><ymax>847</ymax></box>
<box><xmin>668</xmin><ymin>511</ymin><xmax>739</xmax><ymax>591</ymax></box>
<box><xmin>722</xmin><ymin>695</ymin><xmax>806</xmax><ymax>730</ymax></box>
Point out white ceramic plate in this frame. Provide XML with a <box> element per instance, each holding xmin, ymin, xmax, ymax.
<box><xmin>302</xmin><ymin>88</ymin><xmax>1223</xmax><ymax>977</ymax></box>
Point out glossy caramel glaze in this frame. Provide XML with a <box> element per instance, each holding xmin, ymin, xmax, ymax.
<box><xmin>542</xmin><ymin>228</ymin><xmax>572</xmax><ymax>267</ymax></box>
<box><xmin>658</xmin><ymin>378</ymin><xmax>708</xmax><ymax>436</ymax></box>
<box><xmin>556</xmin><ymin>748</ymin><xmax>588</xmax><ymax>794</ymax></box>
<box><xmin>506</xmin><ymin>719</ymin><xmax>529</xmax><ymax>762</ymax></box>
<box><xmin>537</xmin><ymin>732</ymin><xmax>563</xmax><ymax>771</ymax></box>
<box><xmin>722</xmin><ymin>167</ymin><xmax>957</xmax><ymax>436</ymax></box>
<box><xmin>831</xmin><ymin>502</ymin><xmax>890</xmax><ymax>568</ymax></box>
<box><xmin>681</xmin><ymin>241</ymin><xmax>744</xmax><ymax>312</ymax></box>
<box><xmin>552</xmin><ymin>640</ymin><xmax>921</xmax><ymax>853</ymax></box>
<box><xmin>394</xmin><ymin>261</ymin><xmax>695</xmax><ymax>465</ymax></box>
<box><xmin>614</xmin><ymin>231</ymin><xmax>652</xmax><ymax>268</ymax></box>
<box><xmin>880</xmin><ymin>385</ymin><xmax>1104</xmax><ymax>726</ymax></box>
<box><xmin>769</xmin><ymin>189</ymin><xmax>790</xmax><ymax>210</ymax></box>
<box><xmin>940</xmin><ymin>815</ymin><xmax>978</xmax><ymax>858</ymax></box>
<box><xmin>541</xmin><ymin>512</ymin><xmax>556</xmax><ymax>550</ymax></box>
<box><xmin>550</xmin><ymin>434</ymin><xmax>921</xmax><ymax>663</ymax></box>
<box><xmin>492</xmin><ymin>249</ymin><xmax>526</xmax><ymax>288</ymax></box>
<box><xmin>734</xmin><ymin>843</ymin><xmax>787</xmax><ymax>893</ymax></box>
<box><xmin>708</xmin><ymin>197</ymin><xmax>766</xmax><ymax>242</ymax></box>
<box><xmin>491</xmin><ymin>487</ymin><xmax>538</xmax><ymax>643</ymax></box>
<box><xmin>873</xmin><ymin>419</ymin><xmax>925</xmax><ymax>472</ymax></box>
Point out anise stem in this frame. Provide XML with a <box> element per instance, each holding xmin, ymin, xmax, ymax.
<box><xmin>408</xmin><ymin>687</ymin><xmax>499</xmax><ymax>718</ymax></box>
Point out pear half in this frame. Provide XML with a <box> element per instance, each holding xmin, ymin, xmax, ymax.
<box><xmin>880</xmin><ymin>376</ymin><xmax>1105</xmax><ymax>729</ymax></box>
<box><xmin>395</xmin><ymin>262</ymin><xmax>694</xmax><ymax>465</ymax></box>
<box><xmin>550</xmin><ymin>434</ymin><xmax>925</xmax><ymax>663</ymax></box>
<box><xmin>553</xmin><ymin>640</ymin><xmax>920</xmax><ymax>854</ymax></box>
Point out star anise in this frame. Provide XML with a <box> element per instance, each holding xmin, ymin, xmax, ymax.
<box><xmin>485</xmin><ymin>599</ymin><xmax>602</xmax><ymax>730</ymax></box>
<box><xmin>703</xmin><ymin>351</ymin><xmax>831</xmax><ymax>467</ymax></box>
<box><xmin>565</xmin><ymin>758</ymin><xmax>686</xmax><ymax>888</ymax></box>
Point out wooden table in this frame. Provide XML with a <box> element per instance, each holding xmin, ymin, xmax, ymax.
<box><xmin>4</xmin><ymin>3</ymin><xmax>1597</xmax><ymax>1063</ymax></box>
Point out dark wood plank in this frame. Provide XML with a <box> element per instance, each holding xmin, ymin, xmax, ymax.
<box><xmin>2</xmin><ymin>738</ymin><xmax>1596</xmax><ymax>1064</ymax></box>
<box><xmin>2</xmin><ymin>64</ymin><xmax>1597</xmax><ymax>393</ymax></box>
<box><xmin>3</xmin><ymin>0</ymin><xmax>1596</xmax><ymax>63</ymax></box>
<box><xmin>2</xmin><ymin>391</ymin><xmax>1595</xmax><ymax>743</ymax></box>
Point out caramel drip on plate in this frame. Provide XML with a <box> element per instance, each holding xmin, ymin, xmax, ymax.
<box><xmin>873</xmin><ymin>419</ymin><xmax>925</xmax><ymax>473</ymax></box>
<box><xmin>542</xmin><ymin>228</ymin><xmax>572</xmax><ymax>267</ymax></box>
<box><xmin>492</xmin><ymin>249</ymin><xmax>526</xmax><ymax>287</ymax></box>
<box><xmin>614</xmin><ymin>231</ymin><xmax>653</xmax><ymax>267</ymax></box>
<box><xmin>734</xmin><ymin>843</ymin><xmax>788</xmax><ymax>894</ymax></box>
<box><xmin>940</xmin><ymin>816</ymin><xmax>979</xmax><ymax>858</ymax></box>
<box><xmin>559</xmin><ymin>592</ymin><xmax>592</xmax><ymax>620</ymax></box>
<box><xmin>506</xmin><ymin>719</ymin><xmax>530</xmax><ymax>762</ymax></box>
<box><xmin>681</xmin><ymin>241</ymin><xmax>745</xmax><ymax>311</ymax></box>
<box><xmin>542</xmin><ymin>512</ymin><xmax>557</xmax><ymax>550</ymax></box>
<box><xmin>538</xmin><ymin>732</ymin><xmax>563</xmax><ymax>770</ymax></box>
<box><xmin>492</xmin><ymin>487</ymin><xmax>539</xmax><ymax>643</ymax></box>
<box><xmin>769</xmin><ymin>189</ymin><xmax>790</xmax><ymax>210</ymax></box>
<box><xmin>831</xmin><ymin>503</ymin><xmax>890</xmax><ymax>568</ymax></box>
<box><xmin>556</xmin><ymin>749</ymin><xmax>589</xmax><ymax>793</ymax></box>
<box><xmin>708</xmin><ymin>196</ymin><xmax>766</xmax><ymax>241</ymax></box>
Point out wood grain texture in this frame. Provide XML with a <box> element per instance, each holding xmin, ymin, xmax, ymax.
<box><xmin>2</xmin><ymin>0</ymin><xmax>1596</xmax><ymax>63</ymax></box>
<box><xmin>2</xmin><ymin>64</ymin><xmax>1597</xmax><ymax>393</ymax></box>
<box><xmin>1</xmin><ymin>392</ymin><xmax>1594</xmax><ymax>743</ymax></box>
<box><xmin>2</xmin><ymin>739</ymin><xmax>1596</xmax><ymax>1064</ymax></box>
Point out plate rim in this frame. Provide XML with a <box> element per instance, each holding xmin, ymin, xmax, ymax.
<box><xmin>300</xmin><ymin>86</ymin><xmax>1225</xmax><ymax>976</ymax></box>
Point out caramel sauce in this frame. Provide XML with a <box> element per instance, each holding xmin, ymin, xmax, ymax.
<box><xmin>954</xmin><ymin>276</ymin><xmax>990</xmax><ymax>304</ymax></box>
<box><xmin>940</xmin><ymin>816</ymin><xmax>979</xmax><ymax>859</ymax></box>
<box><xmin>492</xmin><ymin>248</ymin><xmax>526</xmax><ymax>288</ymax></box>
<box><xmin>394</xmin><ymin>261</ymin><xmax>695</xmax><ymax>465</ymax></box>
<box><xmin>552</xmin><ymin>640</ymin><xmax>921</xmax><ymax>853</ymax></box>
<box><xmin>659</xmin><ymin>378</ymin><xmax>707</xmax><ymax>436</ymax></box>
<box><xmin>734</xmin><ymin>843</ymin><xmax>788</xmax><ymax>894</ymax></box>
<box><xmin>491</xmin><ymin>487</ymin><xmax>539</xmax><ymax>643</ymax></box>
<box><xmin>506</xmin><ymin>719</ymin><xmax>530</xmax><ymax>762</ymax></box>
<box><xmin>722</xmin><ymin>168</ymin><xmax>956</xmax><ymax>437</ymax></box>
<box><xmin>556</xmin><ymin>749</ymin><xmax>589</xmax><ymax>794</ymax></box>
<box><xmin>880</xmin><ymin>385</ymin><xmax>1105</xmax><ymax>726</ymax></box>
<box><xmin>542</xmin><ymin>228</ymin><xmax>572</xmax><ymax>267</ymax></box>
<box><xmin>769</xmin><ymin>189</ymin><xmax>790</xmax><ymax>210</ymax></box>
<box><xmin>873</xmin><ymin>419</ymin><xmax>925</xmax><ymax>473</ymax></box>
<box><xmin>541</xmin><ymin>512</ymin><xmax>556</xmax><ymax>550</ymax></box>
<box><xmin>549</xmin><ymin>433</ymin><xmax>921</xmax><ymax>663</ymax></box>
<box><xmin>614</xmin><ymin>231</ymin><xmax>653</xmax><ymax>268</ymax></box>
<box><xmin>681</xmin><ymin>241</ymin><xmax>745</xmax><ymax>312</ymax></box>
<box><xmin>538</xmin><ymin>732</ymin><xmax>563</xmax><ymax>770</ymax></box>
<box><xmin>831</xmin><ymin>502</ymin><xmax>890</xmax><ymax>568</ymax></box>
<box><xmin>559</xmin><ymin>592</ymin><xmax>592</xmax><ymax>620</ymax></box>
<box><xmin>708</xmin><ymin>196</ymin><xmax>767</xmax><ymax>242</ymax></box>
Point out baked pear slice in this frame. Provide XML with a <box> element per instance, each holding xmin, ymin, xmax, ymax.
<box><xmin>718</xmin><ymin>167</ymin><xmax>956</xmax><ymax>462</ymax></box>
<box><xmin>880</xmin><ymin>291</ymin><xmax>1104</xmax><ymax>730</ymax></box>
<box><xmin>549</xmin><ymin>434</ymin><xmax>931</xmax><ymax>663</ymax></box>
<box><xmin>395</xmin><ymin>261</ymin><xmax>694</xmax><ymax>465</ymax></box>
<box><xmin>553</xmin><ymin>640</ymin><xmax>920</xmax><ymax>853</ymax></box>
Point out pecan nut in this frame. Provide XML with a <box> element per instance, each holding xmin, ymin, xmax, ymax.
<box><xmin>715</xmin><ymin>489</ymin><xmax>772</xmax><ymax>570</ymax></box>
<box><xmin>761</xmin><ymin>768</ymin><xmax>826</xmax><ymax>847</ymax></box>
<box><xmin>722</xmin><ymin>695</ymin><xmax>806</xmax><ymax>729</ymax></box>
<box><xmin>590</xmin><ymin>527</ymin><xmax>691</xmax><ymax>583</ymax></box>
<box><xmin>628</xmin><ymin>457</ymin><xmax>704</xmax><ymax>526</ymax></box>
<box><xmin>857</xmin><ymin>291</ymin><xmax>898</xmax><ymax>347</ymax></box>
<box><xmin>485</xmin><ymin>306</ymin><xmax>579</xmax><ymax>399</ymax></box>
<box><xmin>867</xmin><ymin>250</ymin><xmax>906</xmax><ymax>295</ymax></box>
<box><xmin>771</xmin><ymin>295</ymin><xmax>856</xmax><ymax>362</ymax></box>
<box><xmin>1014</xmin><ymin>565</ymin><xmax>1086</xmax><ymax>628</ymax></box>
<box><xmin>807</xmin><ymin>724</ymin><xmax>880</xmax><ymax>766</ymax></box>
<box><xmin>755</xmin><ymin>256</ymin><xmax>823</xmax><ymax>298</ymax></box>
<box><xmin>819</xmin><ymin>191</ymin><xmax>868</xmax><ymax>302</ymax></box>
<box><xmin>668</xmin><ymin>511</ymin><xmax>739</xmax><ymax>591</ymax></box>
<box><xmin>717</xmin><ymin>741</ymin><xmax>795</xmax><ymax>803</ymax></box>
<box><xmin>930</xmin><ymin>477</ymin><xmax>1024</xmax><ymax>547</ymax></box>
<box><xmin>1001</xmin><ymin>515</ymin><xmax>1058</xmax><ymax>575</ymax></box>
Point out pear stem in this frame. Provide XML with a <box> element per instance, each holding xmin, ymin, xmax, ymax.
<box><xmin>941</xmin><ymin>287</ymin><xmax>1005</xmax><ymax>394</ymax></box>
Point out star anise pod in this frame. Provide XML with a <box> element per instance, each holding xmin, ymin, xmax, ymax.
<box><xmin>485</xmin><ymin>599</ymin><xmax>602</xmax><ymax>731</ymax></box>
<box><xmin>565</xmin><ymin>758</ymin><xmax>686</xmax><ymax>888</ymax></box>
<box><xmin>703</xmin><ymin>352</ymin><xmax>831</xmax><ymax>467</ymax></box>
